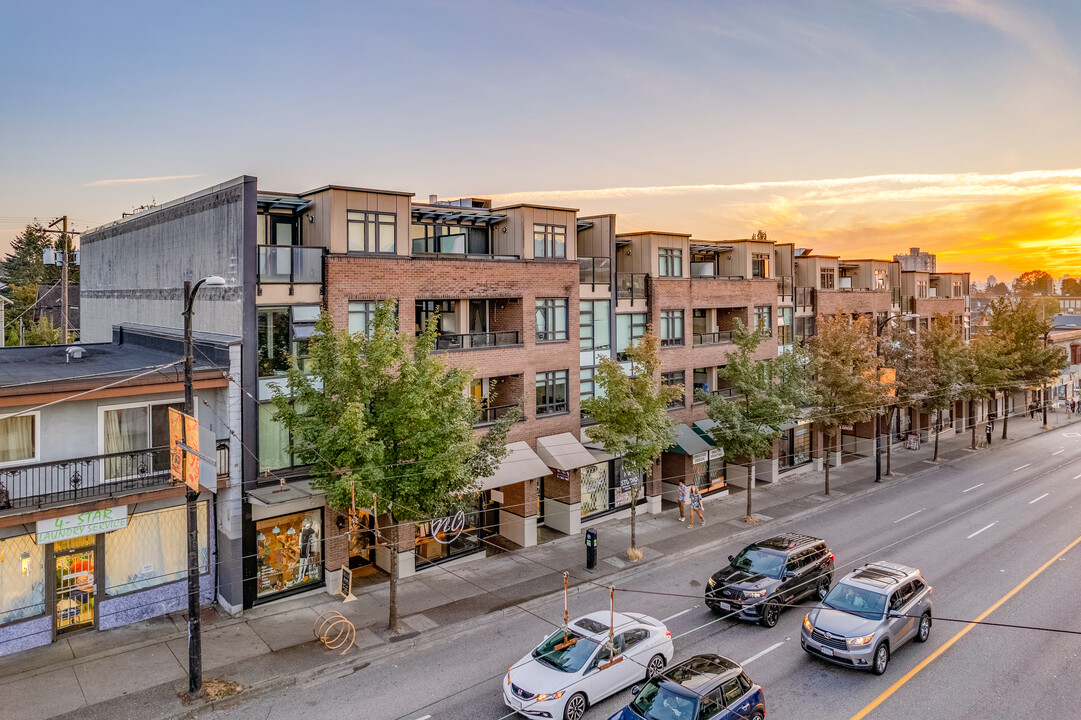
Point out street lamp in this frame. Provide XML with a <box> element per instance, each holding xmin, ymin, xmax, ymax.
<box><xmin>875</xmin><ymin>313</ymin><xmax>919</xmax><ymax>483</ymax></box>
<box><xmin>181</xmin><ymin>275</ymin><xmax>225</xmax><ymax>696</ymax></box>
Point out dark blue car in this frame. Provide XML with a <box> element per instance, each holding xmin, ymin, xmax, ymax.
<box><xmin>607</xmin><ymin>654</ymin><xmax>765</xmax><ymax>720</ymax></box>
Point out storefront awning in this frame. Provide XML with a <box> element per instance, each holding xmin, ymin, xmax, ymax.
<box><xmin>477</xmin><ymin>442</ymin><xmax>551</xmax><ymax>491</ymax></box>
<box><xmin>669</xmin><ymin>424</ymin><xmax>712</xmax><ymax>456</ymax></box>
<box><xmin>692</xmin><ymin>419</ymin><xmax>718</xmax><ymax>444</ymax></box>
<box><xmin>246</xmin><ymin>479</ymin><xmax>323</xmax><ymax>507</ymax></box>
<box><xmin>536</xmin><ymin>433</ymin><xmax>597</xmax><ymax>471</ymax></box>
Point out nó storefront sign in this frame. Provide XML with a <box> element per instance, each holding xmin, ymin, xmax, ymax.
<box><xmin>36</xmin><ymin>506</ymin><xmax>129</xmax><ymax>544</ymax></box>
<box><xmin>430</xmin><ymin>510</ymin><xmax>467</xmax><ymax>545</ymax></box>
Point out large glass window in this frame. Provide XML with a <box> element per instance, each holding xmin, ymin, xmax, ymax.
<box><xmin>658</xmin><ymin>248</ymin><xmax>683</xmax><ymax>277</ymax></box>
<box><xmin>579</xmin><ymin>300</ymin><xmax>611</xmax><ymax>352</ymax></box>
<box><xmin>411</xmin><ymin>223</ymin><xmax>490</xmax><ymax>255</ymax></box>
<box><xmin>258</xmin><ymin>308</ymin><xmax>307</xmax><ymax>377</ymax></box>
<box><xmin>0</xmin><ymin>533</ymin><xmax>44</xmax><ymax>623</ymax></box>
<box><xmin>415</xmin><ymin>300</ymin><xmax>458</xmax><ymax>335</ymax></box>
<box><xmin>348</xmin><ymin>301</ymin><xmax>377</xmax><ymax>336</ymax></box>
<box><xmin>535</xmin><ymin>298</ymin><xmax>569</xmax><ymax>342</ymax></box>
<box><xmin>820</xmin><ymin>268</ymin><xmax>835</xmax><ymax>290</ymax></box>
<box><xmin>258</xmin><ymin>403</ymin><xmax>293</xmax><ymax>471</ymax></box>
<box><xmin>256</xmin><ymin>510</ymin><xmax>322</xmax><ymax>598</ymax></box>
<box><xmin>105</xmin><ymin>502</ymin><xmax>209</xmax><ymax>595</ymax></box>
<box><xmin>347</xmin><ymin>211</ymin><xmax>396</xmax><ymax>253</ymax></box>
<box><xmin>753</xmin><ymin>253</ymin><xmax>771</xmax><ymax>278</ymax></box>
<box><xmin>917</xmin><ymin>280</ymin><xmax>928</xmax><ymax>298</ymax></box>
<box><xmin>579</xmin><ymin>461</ymin><xmax>610</xmax><ymax>517</ymax></box>
<box><xmin>0</xmin><ymin>413</ymin><xmax>37</xmax><ymax>465</ymax></box>
<box><xmin>754</xmin><ymin>306</ymin><xmax>772</xmax><ymax>333</ymax></box>
<box><xmin>616</xmin><ymin>313</ymin><xmax>648</xmax><ymax>359</ymax></box>
<box><xmin>660</xmin><ymin>310</ymin><xmax>684</xmax><ymax>346</ymax></box>
<box><xmin>662</xmin><ymin>370</ymin><xmax>685</xmax><ymax>408</ymax></box>
<box><xmin>778</xmin><ymin>306</ymin><xmax>793</xmax><ymax>346</ymax></box>
<box><xmin>533</xmin><ymin>224</ymin><xmax>567</xmax><ymax>259</ymax></box>
<box><xmin>102</xmin><ymin>402</ymin><xmax>180</xmax><ymax>479</ymax></box>
<box><xmin>536</xmin><ymin>370</ymin><xmax>569</xmax><ymax>416</ymax></box>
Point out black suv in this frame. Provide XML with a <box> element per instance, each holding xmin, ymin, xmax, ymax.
<box><xmin>705</xmin><ymin>533</ymin><xmax>834</xmax><ymax>627</ymax></box>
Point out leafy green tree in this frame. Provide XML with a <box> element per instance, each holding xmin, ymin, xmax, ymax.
<box><xmin>1</xmin><ymin>222</ymin><xmax>78</xmax><ymax>341</ymax></box>
<box><xmin>1061</xmin><ymin>278</ymin><xmax>1081</xmax><ymax>297</ymax></box>
<box><xmin>957</xmin><ymin>329</ymin><xmax>1011</xmax><ymax>449</ymax></box>
<box><xmin>809</xmin><ymin>313</ymin><xmax>891</xmax><ymax>493</ymax></box>
<box><xmin>920</xmin><ymin>314</ymin><xmax>967</xmax><ymax>461</ymax></box>
<box><xmin>878</xmin><ymin>320</ymin><xmax>934</xmax><ymax>474</ymax></box>
<box><xmin>270</xmin><ymin>302</ymin><xmax>518</xmax><ymax>633</ymax></box>
<box><xmin>1012</xmin><ymin>270</ymin><xmax>1053</xmax><ymax>297</ymax></box>
<box><xmin>582</xmin><ymin>330</ymin><xmax>680</xmax><ymax>559</ymax></box>
<box><xmin>22</xmin><ymin>316</ymin><xmax>65</xmax><ymax>346</ymax></box>
<box><xmin>697</xmin><ymin>320</ymin><xmax>813</xmax><ymax>521</ymax></box>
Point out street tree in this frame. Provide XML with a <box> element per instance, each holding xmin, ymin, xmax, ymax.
<box><xmin>698</xmin><ymin>320</ymin><xmax>813</xmax><ymax>521</ymax></box>
<box><xmin>270</xmin><ymin>302</ymin><xmax>519</xmax><ymax>633</ymax></box>
<box><xmin>1012</xmin><ymin>270</ymin><xmax>1053</xmax><ymax>297</ymax></box>
<box><xmin>878</xmin><ymin>320</ymin><xmax>934</xmax><ymax>474</ymax></box>
<box><xmin>582</xmin><ymin>330</ymin><xmax>679</xmax><ymax>560</ymax></box>
<box><xmin>957</xmin><ymin>329</ymin><xmax>1011</xmax><ymax>449</ymax></box>
<box><xmin>1</xmin><ymin>223</ymin><xmax>76</xmax><ymax>341</ymax></box>
<box><xmin>921</xmin><ymin>314</ymin><xmax>967</xmax><ymax>461</ymax></box>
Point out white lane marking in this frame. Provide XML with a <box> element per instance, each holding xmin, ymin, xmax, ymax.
<box><xmin>662</xmin><ymin>607</ymin><xmax>696</xmax><ymax>622</ymax></box>
<box><xmin>415</xmin><ymin>716</ymin><xmax>432</xmax><ymax>720</ymax></box>
<box><xmin>962</xmin><ymin>483</ymin><xmax>984</xmax><ymax>493</ymax></box>
<box><xmin>1074</xmin><ymin>474</ymin><xmax>1081</xmax><ymax>480</ymax></box>
<box><xmin>967</xmin><ymin>522</ymin><xmax>997</xmax><ymax>539</ymax></box>
<box><xmin>1052</xmin><ymin>449</ymin><xmax>1064</xmax><ymax>456</ymax></box>
<box><xmin>894</xmin><ymin>509</ymin><xmax>925</xmax><ymax>523</ymax></box>
<box><xmin>741</xmin><ymin>640</ymin><xmax>785</xmax><ymax>666</ymax></box>
<box><xmin>1029</xmin><ymin>494</ymin><xmax>1049</xmax><ymax>504</ymax></box>
<box><xmin>1014</xmin><ymin>464</ymin><xmax>1031</xmax><ymax>471</ymax></box>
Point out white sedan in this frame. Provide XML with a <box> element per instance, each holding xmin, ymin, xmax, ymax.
<box><xmin>503</xmin><ymin>611</ymin><xmax>674</xmax><ymax>720</ymax></box>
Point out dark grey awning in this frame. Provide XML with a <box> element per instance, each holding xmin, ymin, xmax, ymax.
<box><xmin>246</xmin><ymin>479</ymin><xmax>322</xmax><ymax>506</ymax></box>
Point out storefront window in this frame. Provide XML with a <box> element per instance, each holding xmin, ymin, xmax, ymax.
<box><xmin>104</xmin><ymin>503</ymin><xmax>209</xmax><ymax>596</ymax></box>
<box><xmin>0</xmin><ymin>533</ymin><xmax>45</xmax><ymax>624</ymax></box>
<box><xmin>256</xmin><ymin>510</ymin><xmax>322</xmax><ymax>598</ymax></box>
<box><xmin>414</xmin><ymin>495</ymin><xmax>493</xmax><ymax>566</ymax></box>
<box><xmin>692</xmin><ymin>450</ymin><xmax>726</xmax><ymax>493</ymax></box>
<box><xmin>580</xmin><ymin>462</ymin><xmax>610</xmax><ymax>517</ymax></box>
<box><xmin>614</xmin><ymin>459</ymin><xmax>643</xmax><ymax>508</ymax></box>
<box><xmin>348</xmin><ymin>510</ymin><xmax>377</xmax><ymax>569</ymax></box>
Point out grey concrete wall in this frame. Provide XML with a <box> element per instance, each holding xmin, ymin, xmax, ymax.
<box><xmin>80</xmin><ymin>177</ymin><xmax>253</xmax><ymax>342</ymax></box>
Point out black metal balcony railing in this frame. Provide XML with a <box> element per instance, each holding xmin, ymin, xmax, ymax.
<box><xmin>777</xmin><ymin>276</ymin><xmax>794</xmax><ymax>300</ymax></box>
<box><xmin>693</xmin><ymin>331</ymin><xmax>734</xmax><ymax>346</ymax></box>
<box><xmin>617</xmin><ymin>273</ymin><xmax>648</xmax><ymax>299</ymax></box>
<box><xmin>257</xmin><ymin>245</ymin><xmax>324</xmax><ymax>284</ymax></box>
<box><xmin>434</xmin><ymin>331</ymin><xmax>520</xmax><ymax>351</ymax></box>
<box><xmin>795</xmin><ymin>287</ymin><xmax>815</xmax><ymax>309</ymax></box>
<box><xmin>710</xmin><ymin>387</ymin><xmax>743</xmax><ymax>399</ymax></box>
<box><xmin>473</xmin><ymin>404</ymin><xmax>522</xmax><ymax>427</ymax></box>
<box><xmin>579</xmin><ymin>257</ymin><xmax>612</xmax><ymax>288</ymax></box>
<box><xmin>0</xmin><ymin>447</ymin><xmax>173</xmax><ymax>513</ymax></box>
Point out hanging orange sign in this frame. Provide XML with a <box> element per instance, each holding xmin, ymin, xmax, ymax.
<box><xmin>169</xmin><ymin>407</ymin><xmax>200</xmax><ymax>490</ymax></box>
<box><xmin>169</xmin><ymin>407</ymin><xmax>184</xmax><ymax>484</ymax></box>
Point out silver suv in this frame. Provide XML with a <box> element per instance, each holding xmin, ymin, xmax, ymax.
<box><xmin>800</xmin><ymin>561</ymin><xmax>932</xmax><ymax>675</ymax></box>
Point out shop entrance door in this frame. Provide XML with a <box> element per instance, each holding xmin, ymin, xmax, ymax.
<box><xmin>55</xmin><ymin>549</ymin><xmax>96</xmax><ymax>635</ymax></box>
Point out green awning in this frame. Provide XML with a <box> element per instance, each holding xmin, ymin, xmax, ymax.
<box><xmin>692</xmin><ymin>419</ymin><xmax>718</xmax><ymax>444</ymax></box>
<box><xmin>669</xmin><ymin>424</ymin><xmax>712</xmax><ymax>456</ymax></box>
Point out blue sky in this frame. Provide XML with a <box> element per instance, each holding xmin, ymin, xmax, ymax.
<box><xmin>2</xmin><ymin>1</ymin><xmax>1079</xmax><ymax>280</ymax></box>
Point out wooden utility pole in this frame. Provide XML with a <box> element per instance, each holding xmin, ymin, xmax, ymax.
<box><xmin>44</xmin><ymin>216</ymin><xmax>78</xmax><ymax>342</ymax></box>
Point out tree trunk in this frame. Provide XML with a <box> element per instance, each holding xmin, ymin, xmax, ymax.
<box><xmin>824</xmin><ymin>434</ymin><xmax>831</xmax><ymax>497</ymax></box>
<box><xmin>746</xmin><ymin>456</ymin><xmax>755</xmax><ymax>520</ymax></box>
<box><xmin>1002</xmin><ymin>393</ymin><xmax>1009</xmax><ymax>440</ymax></box>
<box><xmin>886</xmin><ymin>407</ymin><xmax>896</xmax><ymax>476</ymax></box>
<box><xmin>387</xmin><ymin>519</ymin><xmax>400</xmax><ymax>635</ymax></box>
<box><xmin>970</xmin><ymin>399</ymin><xmax>977</xmax><ymax>450</ymax></box>
<box><xmin>629</xmin><ymin>483</ymin><xmax>638</xmax><ymax>550</ymax></box>
<box><xmin>933</xmin><ymin>409</ymin><xmax>941</xmax><ymax>461</ymax></box>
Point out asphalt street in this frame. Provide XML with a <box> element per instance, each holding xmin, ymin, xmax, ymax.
<box><xmin>203</xmin><ymin>427</ymin><xmax>1081</xmax><ymax>720</ymax></box>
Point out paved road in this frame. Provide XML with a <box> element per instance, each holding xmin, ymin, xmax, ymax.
<box><xmin>204</xmin><ymin>428</ymin><xmax>1081</xmax><ymax>720</ymax></box>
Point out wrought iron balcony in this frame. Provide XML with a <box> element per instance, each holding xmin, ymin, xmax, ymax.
<box><xmin>434</xmin><ymin>330</ymin><xmax>521</xmax><ymax>351</ymax></box>
<box><xmin>0</xmin><ymin>447</ymin><xmax>174</xmax><ymax>515</ymax></box>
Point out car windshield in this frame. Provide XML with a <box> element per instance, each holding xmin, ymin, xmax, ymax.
<box><xmin>823</xmin><ymin>582</ymin><xmax>887</xmax><ymax>619</ymax></box>
<box><xmin>631</xmin><ymin>680</ymin><xmax>699</xmax><ymax>720</ymax></box>
<box><xmin>531</xmin><ymin>631</ymin><xmax>600</xmax><ymax>673</ymax></box>
<box><xmin>730</xmin><ymin>548</ymin><xmax>785</xmax><ymax>578</ymax></box>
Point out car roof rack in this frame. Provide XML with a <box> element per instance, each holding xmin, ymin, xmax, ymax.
<box><xmin>754</xmin><ymin>532</ymin><xmax>822</xmax><ymax>551</ymax></box>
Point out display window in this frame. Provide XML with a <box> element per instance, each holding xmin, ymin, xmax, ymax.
<box><xmin>348</xmin><ymin>510</ymin><xmax>376</xmax><ymax>569</ymax></box>
<box><xmin>613</xmin><ymin>459</ymin><xmax>643</xmax><ymax>508</ymax></box>
<box><xmin>105</xmin><ymin>503</ymin><xmax>208</xmax><ymax>596</ymax></box>
<box><xmin>256</xmin><ymin>510</ymin><xmax>322</xmax><ymax>598</ymax></box>
<box><xmin>692</xmin><ymin>450</ymin><xmax>726</xmax><ymax>494</ymax></box>
<box><xmin>414</xmin><ymin>493</ymin><xmax>495</xmax><ymax>566</ymax></box>
<box><xmin>0</xmin><ymin>533</ymin><xmax>45</xmax><ymax>624</ymax></box>
<box><xmin>579</xmin><ymin>462</ymin><xmax>610</xmax><ymax>517</ymax></box>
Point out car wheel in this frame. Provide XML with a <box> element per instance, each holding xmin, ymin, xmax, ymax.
<box><xmin>758</xmin><ymin>601</ymin><xmax>780</xmax><ymax>628</ymax></box>
<box><xmin>646</xmin><ymin>653</ymin><xmax>666</xmax><ymax>679</ymax></box>
<box><xmin>750</xmin><ymin>714</ymin><xmax>764</xmax><ymax>720</ymax></box>
<box><xmin>916</xmin><ymin>612</ymin><xmax>932</xmax><ymax>643</ymax></box>
<box><xmin>871</xmin><ymin>642</ymin><xmax>890</xmax><ymax>675</ymax></box>
<box><xmin>563</xmin><ymin>692</ymin><xmax>587</xmax><ymax>720</ymax></box>
<box><xmin>815</xmin><ymin>574</ymin><xmax>831</xmax><ymax>600</ymax></box>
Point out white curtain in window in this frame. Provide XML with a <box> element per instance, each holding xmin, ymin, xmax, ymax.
<box><xmin>104</xmin><ymin>407</ymin><xmax>148</xmax><ymax>480</ymax></box>
<box><xmin>0</xmin><ymin>534</ymin><xmax>45</xmax><ymax>623</ymax></box>
<box><xmin>0</xmin><ymin>415</ymin><xmax>35</xmax><ymax>464</ymax></box>
<box><xmin>105</xmin><ymin>503</ymin><xmax>208</xmax><ymax>595</ymax></box>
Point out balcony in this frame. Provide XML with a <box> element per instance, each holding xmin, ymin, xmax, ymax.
<box><xmin>693</xmin><ymin>331</ymin><xmax>734</xmax><ymax>346</ymax></box>
<box><xmin>617</xmin><ymin>273</ymin><xmax>648</xmax><ymax>300</ymax></box>
<box><xmin>0</xmin><ymin>447</ymin><xmax>173</xmax><ymax>515</ymax></box>
<box><xmin>579</xmin><ymin>257</ymin><xmax>612</xmax><ymax>288</ymax></box>
<box><xmin>777</xmin><ymin>276</ymin><xmax>793</xmax><ymax>300</ymax></box>
<box><xmin>891</xmin><ymin>287</ymin><xmax>902</xmax><ymax>306</ymax></box>
<box><xmin>435</xmin><ymin>331</ymin><xmax>521</xmax><ymax>351</ymax></box>
<box><xmin>257</xmin><ymin>245</ymin><xmax>324</xmax><ymax>285</ymax></box>
<box><xmin>795</xmin><ymin>287</ymin><xmax>815</xmax><ymax>310</ymax></box>
<box><xmin>474</xmin><ymin>404</ymin><xmax>521</xmax><ymax>427</ymax></box>
<box><xmin>710</xmin><ymin>387</ymin><xmax>743</xmax><ymax>400</ymax></box>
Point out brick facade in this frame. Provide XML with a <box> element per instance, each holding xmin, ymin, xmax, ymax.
<box><xmin>815</xmin><ymin>289</ymin><xmax>893</xmax><ymax>318</ymax></box>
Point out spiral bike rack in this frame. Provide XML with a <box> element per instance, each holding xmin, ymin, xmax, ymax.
<box><xmin>314</xmin><ymin>610</ymin><xmax>356</xmax><ymax>655</ymax></box>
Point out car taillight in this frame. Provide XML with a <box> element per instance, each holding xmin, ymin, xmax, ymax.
<box><xmin>666</xmin><ymin>629</ymin><xmax>672</xmax><ymax>638</ymax></box>
<box><xmin>828</xmin><ymin>553</ymin><xmax>835</xmax><ymax>563</ymax></box>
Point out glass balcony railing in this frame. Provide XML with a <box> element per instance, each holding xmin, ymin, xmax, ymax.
<box><xmin>617</xmin><ymin>273</ymin><xmax>648</xmax><ymax>299</ymax></box>
<box><xmin>434</xmin><ymin>331</ymin><xmax>520</xmax><ymax>351</ymax></box>
<box><xmin>579</xmin><ymin>257</ymin><xmax>612</xmax><ymax>287</ymax></box>
<box><xmin>693</xmin><ymin>331</ymin><xmax>734</xmax><ymax>346</ymax></box>
<box><xmin>257</xmin><ymin>246</ymin><xmax>324</xmax><ymax>284</ymax></box>
<box><xmin>473</xmin><ymin>404</ymin><xmax>522</xmax><ymax>427</ymax></box>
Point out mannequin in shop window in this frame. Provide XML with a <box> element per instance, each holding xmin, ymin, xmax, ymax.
<box><xmin>297</xmin><ymin>518</ymin><xmax>317</xmax><ymax>582</ymax></box>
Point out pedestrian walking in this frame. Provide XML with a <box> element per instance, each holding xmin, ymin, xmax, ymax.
<box><xmin>676</xmin><ymin>479</ymin><xmax>687</xmax><ymax>521</ymax></box>
<box><xmin>687</xmin><ymin>486</ymin><xmax>705</xmax><ymax>528</ymax></box>
<box><xmin>985</xmin><ymin>422</ymin><xmax>993</xmax><ymax>446</ymax></box>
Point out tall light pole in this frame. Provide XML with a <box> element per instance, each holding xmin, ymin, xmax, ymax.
<box><xmin>875</xmin><ymin>312</ymin><xmax>919</xmax><ymax>482</ymax></box>
<box><xmin>182</xmin><ymin>275</ymin><xmax>225</xmax><ymax>696</ymax></box>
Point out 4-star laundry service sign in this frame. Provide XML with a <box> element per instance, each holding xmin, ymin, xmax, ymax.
<box><xmin>36</xmin><ymin>506</ymin><xmax>128</xmax><ymax>544</ymax></box>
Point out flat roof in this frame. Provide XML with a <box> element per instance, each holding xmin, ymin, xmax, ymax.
<box><xmin>491</xmin><ymin>202</ymin><xmax>580</xmax><ymax>213</ymax></box>
<box><xmin>298</xmin><ymin>184</ymin><xmax>415</xmax><ymax>198</ymax></box>
<box><xmin>616</xmin><ymin>230</ymin><xmax>693</xmax><ymax>238</ymax></box>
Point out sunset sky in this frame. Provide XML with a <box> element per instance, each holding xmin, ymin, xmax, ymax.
<box><xmin>2</xmin><ymin>1</ymin><xmax>1079</xmax><ymax>283</ymax></box>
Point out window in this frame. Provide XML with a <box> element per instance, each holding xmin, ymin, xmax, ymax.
<box><xmin>579</xmin><ymin>300</ymin><xmax>611</xmax><ymax>352</ymax></box>
<box><xmin>754</xmin><ymin>306</ymin><xmax>772</xmax><ymax>333</ymax></box>
<box><xmin>535</xmin><ymin>298</ymin><xmax>569</xmax><ymax>342</ymax></box>
<box><xmin>820</xmin><ymin>268</ymin><xmax>835</xmax><ymax>290</ymax></box>
<box><xmin>662</xmin><ymin>371</ymin><xmax>685</xmax><ymax>409</ymax></box>
<box><xmin>415</xmin><ymin>300</ymin><xmax>457</xmax><ymax>335</ymax></box>
<box><xmin>917</xmin><ymin>280</ymin><xmax>928</xmax><ymax>298</ymax></box>
<box><xmin>658</xmin><ymin>248</ymin><xmax>683</xmax><ymax>277</ymax></box>
<box><xmin>348</xmin><ymin>301</ymin><xmax>377</xmax><ymax>336</ymax></box>
<box><xmin>533</xmin><ymin>224</ymin><xmax>566</xmax><ymax>259</ymax></box>
<box><xmin>536</xmin><ymin>371</ymin><xmax>569</xmax><ymax>416</ymax></box>
<box><xmin>616</xmin><ymin>313</ymin><xmax>648</xmax><ymax>359</ymax></box>
<box><xmin>105</xmin><ymin>503</ymin><xmax>209</xmax><ymax>595</ymax></box>
<box><xmin>697</xmin><ymin>687</ymin><xmax>727</xmax><ymax>720</ymax></box>
<box><xmin>794</xmin><ymin>316</ymin><xmax>816</xmax><ymax>343</ymax></box>
<box><xmin>660</xmin><ymin>310</ymin><xmax>684</xmax><ymax>346</ymax></box>
<box><xmin>753</xmin><ymin>253</ymin><xmax>771</xmax><ymax>278</ymax></box>
<box><xmin>258</xmin><ymin>402</ymin><xmax>293</xmax><ymax>471</ymax></box>
<box><xmin>952</xmin><ymin>281</ymin><xmax>962</xmax><ymax>297</ymax></box>
<box><xmin>102</xmin><ymin>401</ymin><xmax>181</xmax><ymax>479</ymax></box>
<box><xmin>0</xmin><ymin>413</ymin><xmax>37</xmax><ymax>465</ymax></box>
<box><xmin>777</xmin><ymin>307</ymin><xmax>793</xmax><ymax>346</ymax></box>
<box><xmin>580</xmin><ymin>367</ymin><xmax>596</xmax><ymax>418</ymax></box>
<box><xmin>0</xmin><ymin>533</ymin><xmax>44</xmax><ymax>623</ymax></box>
<box><xmin>411</xmin><ymin>222</ymin><xmax>490</xmax><ymax>255</ymax></box>
<box><xmin>623</xmin><ymin>628</ymin><xmax>649</xmax><ymax>649</ymax></box>
<box><xmin>347</xmin><ymin>211</ymin><xmax>396</xmax><ymax>253</ymax></box>
<box><xmin>721</xmin><ymin>678</ymin><xmax>745</xmax><ymax>707</ymax></box>
<box><xmin>875</xmin><ymin>269</ymin><xmax>888</xmax><ymax>289</ymax></box>
<box><xmin>258</xmin><ymin>308</ymin><xmax>309</xmax><ymax>377</ymax></box>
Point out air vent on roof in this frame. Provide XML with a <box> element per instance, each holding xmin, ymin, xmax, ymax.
<box><xmin>66</xmin><ymin>346</ymin><xmax>86</xmax><ymax>362</ymax></box>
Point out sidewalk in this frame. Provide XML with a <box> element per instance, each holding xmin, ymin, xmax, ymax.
<box><xmin>3</xmin><ymin>410</ymin><xmax>1076</xmax><ymax>720</ymax></box>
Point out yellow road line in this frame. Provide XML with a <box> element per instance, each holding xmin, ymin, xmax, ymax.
<box><xmin>850</xmin><ymin>532</ymin><xmax>1081</xmax><ymax>720</ymax></box>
